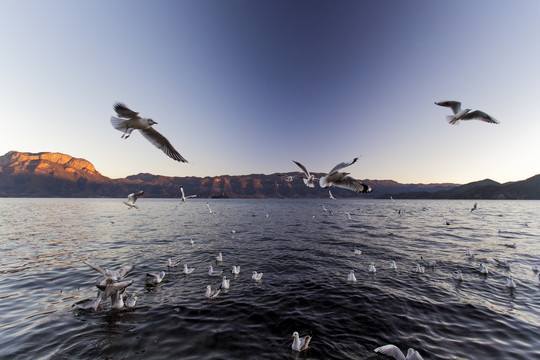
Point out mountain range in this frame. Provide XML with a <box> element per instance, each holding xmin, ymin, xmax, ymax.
<box><xmin>0</xmin><ymin>151</ymin><xmax>538</xmax><ymax>199</ymax></box>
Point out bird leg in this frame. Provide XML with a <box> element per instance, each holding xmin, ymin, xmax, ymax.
<box><xmin>121</xmin><ymin>128</ymin><xmax>134</xmax><ymax>139</ymax></box>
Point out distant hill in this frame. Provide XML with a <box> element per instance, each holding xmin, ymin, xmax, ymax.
<box><xmin>389</xmin><ymin>175</ymin><xmax>540</xmax><ymax>200</ymax></box>
<box><xmin>1</xmin><ymin>151</ymin><xmax>537</xmax><ymax>199</ymax></box>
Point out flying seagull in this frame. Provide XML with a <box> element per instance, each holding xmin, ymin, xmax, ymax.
<box><xmin>292</xmin><ymin>160</ymin><xmax>316</xmax><ymax>187</ymax></box>
<box><xmin>434</xmin><ymin>101</ymin><xmax>499</xmax><ymax>125</ymax></box>
<box><xmin>178</xmin><ymin>186</ymin><xmax>197</xmax><ymax>205</ymax></box>
<box><xmin>319</xmin><ymin>158</ymin><xmax>372</xmax><ymax>193</ymax></box>
<box><xmin>124</xmin><ymin>191</ymin><xmax>144</xmax><ymax>209</ymax></box>
<box><xmin>110</xmin><ymin>102</ymin><xmax>188</xmax><ymax>162</ymax></box>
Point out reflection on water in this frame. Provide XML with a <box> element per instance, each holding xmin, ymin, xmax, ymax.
<box><xmin>0</xmin><ymin>198</ymin><xmax>539</xmax><ymax>359</ymax></box>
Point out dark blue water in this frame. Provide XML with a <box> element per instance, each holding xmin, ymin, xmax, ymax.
<box><xmin>1</xmin><ymin>198</ymin><xmax>539</xmax><ymax>359</ymax></box>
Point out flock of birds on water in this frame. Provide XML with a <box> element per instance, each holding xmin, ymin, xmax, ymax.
<box><xmin>70</xmin><ymin>101</ymin><xmax>508</xmax><ymax>358</ymax></box>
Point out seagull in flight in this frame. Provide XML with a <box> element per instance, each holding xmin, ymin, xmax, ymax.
<box><xmin>470</xmin><ymin>203</ymin><xmax>477</xmax><ymax>213</ymax></box>
<box><xmin>178</xmin><ymin>186</ymin><xmax>197</xmax><ymax>205</ymax></box>
<box><xmin>292</xmin><ymin>160</ymin><xmax>316</xmax><ymax>188</ymax></box>
<box><xmin>319</xmin><ymin>158</ymin><xmax>372</xmax><ymax>193</ymax></box>
<box><xmin>124</xmin><ymin>190</ymin><xmax>144</xmax><ymax>209</ymax></box>
<box><xmin>434</xmin><ymin>101</ymin><xmax>499</xmax><ymax>125</ymax></box>
<box><xmin>110</xmin><ymin>102</ymin><xmax>188</xmax><ymax>162</ymax></box>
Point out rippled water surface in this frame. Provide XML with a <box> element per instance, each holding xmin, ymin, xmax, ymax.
<box><xmin>1</xmin><ymin>198</ymin><xmax>539</xmax><ymax>359</ymax></box>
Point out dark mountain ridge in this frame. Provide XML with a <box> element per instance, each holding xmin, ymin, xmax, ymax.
<box><xmin>0</xmin><ymin>151</ymin><xmax>537</xmax><ymax>199</ymax></box>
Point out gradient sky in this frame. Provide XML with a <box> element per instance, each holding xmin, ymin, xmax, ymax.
<box><xmin>1</xmin><ymin>0</ymin><xmax>539</xmax><ymax>184</ymax></box>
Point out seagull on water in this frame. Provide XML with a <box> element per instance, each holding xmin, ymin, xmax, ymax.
<box><xmin>251</xmin><ymin>271</ymin><xmax>264</xmax><ymax>282</ymax></box>
<box><xmin>123</xmin><ymin>191</ymin><xmax>144</xmax><ymax>209</ymax></box>
<box><xmin>347</xmin><ymin>270</ymin><xmax>357</xmax><ymax>282</ymax></box>
<box><xmin>110</xmin><ymin>102</ymin><xmax>187</xmax><ymax>162</ymax></box>
<box><xmin>345</xmin><ymin>212</ymin><xmax>352</xmax><ymax>220</ymax></box>
<box><xmin>374</xmin><ymin>344</ymin><xmax>424</xmax><ymax>360</ymax></box>
<box><xmin>465</xmin><ymin>248</ymin><xmax>475</xmax><ymax>260</ymax></box>
<box><xmin>167</xmin><ymin>258</ymin><xmax>181</xmax><ymax>268</ymax></box>
<box><xmin>435</xmin><ymin>100</ymin><xmax>499</xmax><ymax>125</ymax></box>
<box><xmin>389</xmin><ymin>261</ymin><xmax>397</xmax><ymax>270</ymax></box>
<box><xmin>478</xmin><ymin>263</ymin><xmax>489</xmax><ymax>275</ymax></box>
<box><xmin>231</xmin><ymin>265</ymin><xmax>241</xmax><ymax>275</ymax></box>
<box><xmin>452</xmin><ymin>270</ymin><xmax>464</xmax><ymax>281</ymax></box>
<box><xmin>292</xmin><ymin>160</ymin><xmax>316</xmax><ymax>187</ymax></box>
<box><xmin>183</xmin><ymin>264</ymin><xmax>195</xmax><ymax>274</ymax></box>
<box><xmin>420</xmin><ymin>257</ymin><xmax>437</xmax><ymax>268</ymax></box>
<box><xmin>368</xmin><ymin>263</ymin><xmax>377</xmax><ymax>273</ymax></box>
<box><xmin>354</xmin><ymin>249</ymin><xmax>362</xmax><ymax>255</ymax></box>
<box><xmin>125</xmin><ymin>293</ymin><xmax>137</xmax><ymax>309</ymax></box>
<box><xmin>215</xmin><ymin>252</ymin><xmax>223</xmax><ymax>263</ymax></box>
<box><xmin>208</xmin><ymin>265</ymin><xmax>223</xmax><ymax>277</ymax></box>
<box><xmin>414</xmin><ymin>264</ymin><xmax>425</xmax><ymax>274</ymax></box>
<box><xmin>494</xmin><ymin>258</ymin><xmax>511</xmax><ymax>269</ymax></box>
<box><xmin>189</xmin><ymin>238</ymin><xmax>195</xmax><ymax>246</ymax></box>
<box><xmin>319</xmin><ymin>158</ymin><xmax>372</xmax><ymax>193</ymax></box>
<box><xmin>291</xmin><ymin>331</ymin><xmax>312</xmax><ymax>352</ymax></box>
<box><xmin>205</xmin><ymin>285</ymin><xmax>221</xmax><ymax>299</ymax></box>
<box><xmin>221</xmin><ymin>276</ymin><xmax>230</xmax><ymax>290</ymax></box>
<box><xmin>505</xmin><ymin>276</ymin><xmax>517</xmax><ymax>289</ymax></box>
<box><xmin>146</xmin><ymin>270</ymin><xmax>166</xmax><ymax>284</ymax></box>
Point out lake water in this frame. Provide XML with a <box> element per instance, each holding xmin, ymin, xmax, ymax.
<box><xmin>1</xmin><ymin>198</ymin><xmax>539</xmax><ymax>359</ymax></box>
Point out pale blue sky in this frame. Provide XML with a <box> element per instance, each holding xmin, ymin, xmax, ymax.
<box><xmin>1</xmin><ymin>0</ymin><xmax>539</xmax><ymax>184</ymax></box>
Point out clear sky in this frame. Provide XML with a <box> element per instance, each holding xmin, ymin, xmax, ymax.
<box><xmin>1</xmin><ymin>0</ymin><xmax>539</xmax><ymax>184</ymax></box>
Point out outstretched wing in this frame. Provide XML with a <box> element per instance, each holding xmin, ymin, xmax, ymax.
<box><xmin>462</xmin><ymin>110</ymin><xmax>499</xmax><ymax>124</ymax></box>
<box><xmin>140</xmin><ymin>127</ymin><xmax>188</xmax><ymax>162</ymax></box>
<box><xmin>374</xmin><ymin>344</ymin><xmax>406</xmax><ymax>360</ymax></box>
<box><xmin>332</xmin><ymin>176</ymin><xmax>372</xmax><ymax>193</ymax></box>
<box><xmin>114</xmin><ymin>102</ymin><xmax>139</xmax><ymax>119</ymax></box>
<box><xmin>292</xmin><ymin>160</ymin><xmax>311</xmax><ymax>178</ymax></box>
<box><xmin>83</xmin><ymin>261</ymin><xmax>107</xmax><ymax>277</ymax></box>
<box><xmin>116</xmin><ymin>265</ymin><xmax>135</xmax><ymax>280</ymax></box>
<box><xmin>328</xmin><ymin>157</ymin><xmax>358</xmax><ymax>175</ymax></box>
<box><xmin>435</xmin><ymin>100</ymin><xmax>461</xmax><ymax>115</ymax></box>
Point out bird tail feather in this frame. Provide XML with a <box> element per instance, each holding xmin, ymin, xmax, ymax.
<box><xmin>446</xmin><ymin>115</ymin><xmax>459</xmax><ymax>125</ymax></box>
<box><xmin>110</xmin><ymin>115</ymin><xmax>127</xmax><ymax>131</ymax></box>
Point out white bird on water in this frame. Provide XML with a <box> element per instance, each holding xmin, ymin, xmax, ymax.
<box><xmin>505</xmin><ymin>276</ymin><xmax>517</xmax><ymax>289</ymax></box>
<box><xmin>374</xmin><ymin>344</ymin><xmax>424</xmax><ymax>360</ymax></box>
<box><xmin>231</xmin><ymin>265</ymin><xmax>241</xmax><ymax>275</ymax></box>
<box><xmin>292</xmin><ymin>160</ymin><xmax>316</xmax><ymax>188</ymax></box>
<box><xmin>183</xmin><ymin>264</ymin><xmax>195</xmax><ymax>275</ymax></box>
<box><xmin>478</xmin><ymin>263</ymin><xmax>489</xmax><ymax>275</ymax></box>
<box><xmin>389</xmin><ymin>261</ymin><xmax>397</xmax><ymax>270</ymax></box>
<box><xmin>434</xmin><ymin>100</ymin><xmax>499</xmax><ymax>125</ymax></box>
<box><xmin>452</xmin><ymin>270</ymin><xmax>464</xmax><ymax>281</ymax></box>
<box><xmin>215</xmin><ymin>252</ymin><xmax>223</xmax><ymax>263</ymax></box>
<box><xmin>347</xmin><ymin>270</ymin><xmax>357</xmax><ymax>282</ymax></box>
<box><xmin>110</xmin><ymin>102</ymin><xmax>187</xmax><ymax>162</ymax></box>
<box><xmin>167</xmin><ymin>258</ymin><xmax>181</xmax><ymax>268</ymax></box>
<box><xmin>221</xmin><ymin>276</ymin><xmax>230</xmax><ymax>290</ymax></box>
<box><xmin>291</xmin><ymin>332</ymin><xmax>311</xmax><ymax>352</ymax></box>
<box><xmin>205</xmin><ymin>285</ymin><xmax>221</xmax><ymax>299</ymax></box>
<box><xmin>208</xmin><ymin>265</ymin><xmax>223</xmax><ymax>277</ymax></box>
<box><xmin>252</xmin><ymin>271</ymin><xmax>264</xmax><ymax>282</ymax></box>
<box><xmin>465</xmin><ymin>248</ymin><xmax>475</xmax><ymax>260</ymax></box>
<box><xmin>414</xmin><ymin>264</ymin><xmax>425</xmax><ymax>274</ymax></box>
<box><xmin>354</xmin><ymin>249</ymin><xmax>362</xmax><ymax>255</ymax></box>
<box><xmin>494</xmin><ymin>258</ymin><xmax>511</xmax><ymax>269</ymax></box>
<box><xmin>123</xmin><ymin>191</ymin><xmax>144</xmax><ymax>209</ymax></box>
<box><xmin>368</xmin><ymin>263</ymin><xmax>376</xmax><ymax>273</ymax></box>
<box><xmin>125</xmin><ymin>293</ymin><xmax>137</xmax><ymax>309</ymax></box>
<box><xmin>319</xmin><ymin>158</ymin><xmax>372</xmax><ymax>193</ymax></box>
<box><xmin>146</xmin><ymin>271</ymin><xmax>166</xmax><ymax>284</ymax></box>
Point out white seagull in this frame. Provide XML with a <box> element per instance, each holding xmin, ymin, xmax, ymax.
<box><xmin>292</xmin><ymin>160</ymin><xmax>316</xmax><ymax>188</ymax></box>
<box><xmin>478</xmin><ymin>263</ymin><xmax>489</xmax><ymax>275</ymax></box>
<box><xmin>231</xmin><ymin>265</ymin><xmax>241</xmax><ymax>275</ymax></box>
<box><xmin>221</xmin><ymin>276</ymin><xmax>230</xmax><ymax>290</ymax></box>
<box><xmin>215</xmin><ymin>252</ymin><xmax>223</xmax><ymax>263</ymax></box>
<box><xmin>505</xmin><ymin>276</ymin><xmax>517</xmax><ymax>289</ymax></box>
<box><xmin>347</xmin><ymin>270</ymin><xmax>357</xmax><ymax>282</ymax></box>
<box><xmin>125</xmin><ymin>293</ymin><xmax>137</xmax><ymax>309</ymax></box>
<box><xmin>291</xmin><ymin>332</ymin><xmax>312</xmax><ymax>352</ymax></box>
<box><xmin>183</xmin><ymin>264</ymin><xmax>195</xmax><ymax>275</ymax></box>
<box><xmin>354</xmin><ymin>249</ymin><xmax>362</xmax><ymax>255</ymax></box>
<box><xmin>389</xmin><ymin>261</ymin><xmax>397</xmax><ymax>270</ymax></box>
<box><xmin>167</xmin><ymin>258</ymin><xmax>181</xmax><ymax>268</ymax></box>
<box><xmin>206</xmin><ymin>203</ymin><xmax>215</xmax><ymax>215</ymax></box>
<box><xmin>414</xmin><ymin>264</ymin><xmax>425</xmax><ymax>274</ymax></box>
<box><xmin>189</xmin><ymin>238</ymin><xmax>195</xmax><ymax>246</ymax></box>
<box><xmin>494</xmin><ymin>258</ymin><xmax>511</xmax><ymax>269</ymax></box>
<box><xmin>83</xmin><ymin>261</ymin><xmax>135</xmax><ymax>282</ymax></box>
<box><xmin>146</xmin><ymin>270</ymin><xmax>166</xmax><ymax>284</ymax></box>
<box><xmin>178</xmin><ymin>186</ymin><xmax>197</xmax><ymax>205</ymax></box>
<box><xmin>434</xmin><ymin>100</ymin><xmax>499</xmax><ymax>125</ymax></box>
<box><xmin>368</xmin><ymin>263</ymin><xmax>377</xmax><ymax>273</ymax></box>
<box><xmin>319</xmin><ymin>158</ymin><xmax>372</xmax><ymax>193</ymax></box>
<box><xmin>123</xmin><ymin>190</ymin><xmax>144</xmax><ymax>209</ymax></box>
<box><xmin>110</xmin><ymin>102</ymin><xmax>187</xmax><ymax>162</ymax></box>
<box><xmin>251</xmin><ymin>271</ymin><xmax>264</xmax><ymax>282</ymax></box>
<box><xmin>205</xmin><ymin>285</ymin><xmax>221</xmax><ymax>299</ymax></box>
<box><xmin>329</xmin><ymin>190</ymin><xmax>336</xmax><ymax>200</ymax></box>
<box><xmin>465</xmin><ymin>248</ymin><xmax>475</xmax><ymax>260</ymax></box>
<box><xmin>452</xmin><ymin>270</ymin><xmax>464</xmax><ymax>281</ymax></box>
<box><xmin>208</xmin><ymin>265</ymin><xmax>223</xmax><ymax>277</ymax></box>
<box><xmin>374</xmin><ymin>344</ymin><xmax>424</xmax><ymax>360</ymax></box>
